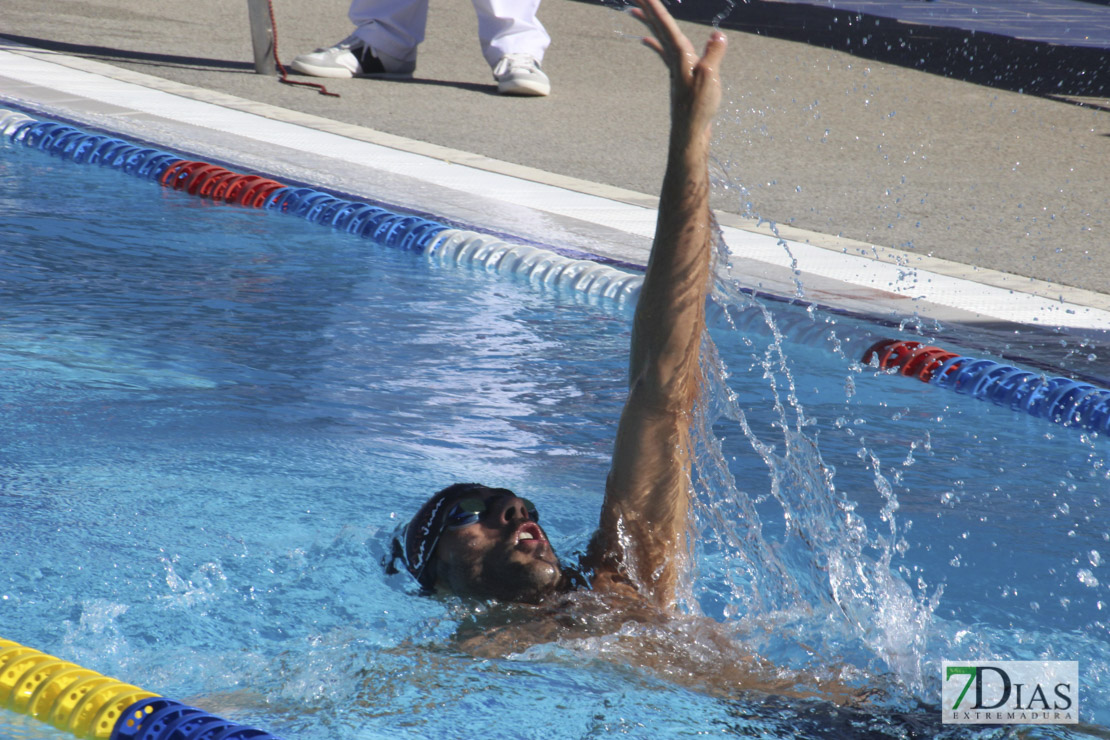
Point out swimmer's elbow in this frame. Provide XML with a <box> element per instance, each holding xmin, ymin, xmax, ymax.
<box><xmin>627</xmin><ymin>359</ymin><xmax>700</xmax><ymax>415</ymax></box>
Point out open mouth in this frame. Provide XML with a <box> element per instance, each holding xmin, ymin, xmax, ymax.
<box><xmin>514</xmin><ymin>521</ymin><xmax>545</xmax><ymax>548</ymax></box>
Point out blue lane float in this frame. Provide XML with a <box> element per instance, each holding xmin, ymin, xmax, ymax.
<box><xmin>2</xmin><ymin>116</ymin><xmax>181</xmax><ymax>180</ymax></box>
<box><xmin>113</xmin><ymin>697</ymin><xmax>282</xmax><ymax>740</ymax></box>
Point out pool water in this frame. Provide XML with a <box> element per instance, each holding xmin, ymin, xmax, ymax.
<box><xmin>1</xmin><ymin>137</ymin><xmax>1108</xmax><ymax>738</ymax></box>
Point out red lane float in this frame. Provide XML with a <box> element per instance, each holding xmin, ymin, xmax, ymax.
<box><xmin>160</xmin><ymin>160</ymin><xmax>286</xmax><ymax>208</ymax></box>
<box><xmin>862</xmin><ymin>339</ymin><xmax>959</xmax><ymax>383</ymax></box>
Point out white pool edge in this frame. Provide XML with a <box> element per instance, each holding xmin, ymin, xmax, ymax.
<box><xmin>3</xmin><ymin>41</ymin><xmax>1110</xmax><ymax>334</ymax></box>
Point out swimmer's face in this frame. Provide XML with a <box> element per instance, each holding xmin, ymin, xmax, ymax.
<box><xmin>432</xmin><ymin>491</ymin><xmax>562</xmax><ymax>603</ymax></box>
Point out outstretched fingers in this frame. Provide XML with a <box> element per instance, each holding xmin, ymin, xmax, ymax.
<box><xmin>629</xmin><ymin>0</ymin><xmax>695</xmax><ymax>67</ymax></box>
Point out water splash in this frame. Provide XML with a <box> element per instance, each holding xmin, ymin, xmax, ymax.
<box><xmin>160</xmin><ymin>556</ymin><xmax>230</xmax><ymax>609</ymax></box>
<box><xmin>687</xmin><ymin>233</ymin><xmax>942</xmax><ymax>695</ymax></box>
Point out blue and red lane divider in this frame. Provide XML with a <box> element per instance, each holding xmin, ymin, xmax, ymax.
<box><xmin>0</xmin><ymin>637</ymin><xmax>282</xmax><ymax>740</ymax></box>
<box><xmin>0</xmin><ymin>113</ymin><xmax>449</xmax><ymax>252</ymax></box>
<box><xmin>864</xmin><ymin>338</ymin><xmax>1110</xmax><ymax>434</ymax></box>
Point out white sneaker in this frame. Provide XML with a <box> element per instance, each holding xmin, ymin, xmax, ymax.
<box><xmin>289</xmin><ymin>34</ymin><xmax>414</xmax><ymax>79</ymax></box>
<box><xmin>493</xmin><ymin>54</ymin><xmax>550</xmax><ymax>96</ymax></box>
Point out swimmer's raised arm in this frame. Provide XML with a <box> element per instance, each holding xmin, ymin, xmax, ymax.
<box><xmin>586</xmin><ymin>0</ymin><xmax>726</xmax><ymax>606</ymax></box>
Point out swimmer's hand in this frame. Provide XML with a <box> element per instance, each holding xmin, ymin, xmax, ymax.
<box><xmin>628</xmin><ymin>0</ymin><xmax>727</xmax><ymax>140</ymax></box>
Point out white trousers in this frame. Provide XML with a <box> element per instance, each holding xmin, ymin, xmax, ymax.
<box><xmin>348</xmin><ymin>0</ymin><xmax>550</xmax><ymax>69</ymax></box>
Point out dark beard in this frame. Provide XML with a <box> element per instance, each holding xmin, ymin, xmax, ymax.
<box><xmin>477</xmin><ymin>541</ymin><xmax>562</xmax><ymax>603</ymax></box>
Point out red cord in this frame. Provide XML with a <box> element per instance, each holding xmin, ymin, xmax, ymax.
<box><xmin>267</xmin><ymin>0</ymin><xmax>340</xmax><ymax>98</ymax></box>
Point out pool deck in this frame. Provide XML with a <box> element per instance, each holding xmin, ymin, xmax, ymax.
<box><xmin>1</xmin><ymin>0</ymin><xmax>1109</xmax><ymax>370</ymax></box>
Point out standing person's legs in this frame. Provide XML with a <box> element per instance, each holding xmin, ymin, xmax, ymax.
<box><xmin>348</xmin><ymin>0</ymin><xmax>428</xmax><ymax>68</ymax></box>
<box><xmin>290</xmin><ymin>0</ymin><xmax>424</xmax><ymax>78</ymax></box>
<box><xmin>473</xmin><ymin>0</ymin><xmax>550</xmax><ymax>66</ymax></box>
<box><xmin>473</xmin><ymin>0</ymin><xmax>551</xmax><ymax>95</ymax></box>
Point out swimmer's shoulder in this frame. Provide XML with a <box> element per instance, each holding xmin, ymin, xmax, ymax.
<box><xmin>585</xmin><ymin>570</ymin><xmax>644</xmax><ymax>603</ymax></box>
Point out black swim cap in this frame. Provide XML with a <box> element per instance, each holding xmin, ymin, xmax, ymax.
<box><xmin>389</xmin><ymin>483</ymin><xmax>512</xmax><ymax>590</ymax></box>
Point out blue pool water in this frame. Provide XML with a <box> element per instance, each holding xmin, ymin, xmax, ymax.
<box><xmin>2</xmin><ymin>133</ymin><xmax>1109</xmax><ymax>738</ymax></box>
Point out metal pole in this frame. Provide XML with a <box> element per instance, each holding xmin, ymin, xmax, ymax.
<box><xmin>247</xmin><ymin>0</ymin><xmax>276</xmax><ymax>75</ymax></box>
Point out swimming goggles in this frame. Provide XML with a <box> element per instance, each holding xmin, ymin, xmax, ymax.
<box><xmin>445</xmin><ymin>495</ymin><xmax>539</xmax><ymax>529</ymax></box>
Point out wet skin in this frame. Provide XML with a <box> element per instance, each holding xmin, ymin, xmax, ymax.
<box><xmin>433</xmin><ymin>493</ymin><xmax>564</xmax><ymax>603</ymax></box>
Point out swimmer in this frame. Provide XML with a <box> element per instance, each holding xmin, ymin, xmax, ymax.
<box><xmin>384</xmin><ymin>0</ymin><xmax>869</xmax><ymax>705</ymax></box>
<box><xmin>390</xmin><ymin>0</ymin><xmax>727</xmax><ymax>610</ymax></box>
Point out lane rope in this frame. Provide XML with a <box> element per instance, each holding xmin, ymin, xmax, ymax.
<box><xmin>864</xmin><ymin>338</ymin><xmax>1110</xmax><ymax>434</ymax></box>
<box><xmin>1</xmin><ymin>108</ymin><xmax>644</xmax><ymax>305</ymax></box>
<box><xmin>0</xmin><ymin>637</ymin><xmax>283</xmax><ymax>740</ymax></box>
